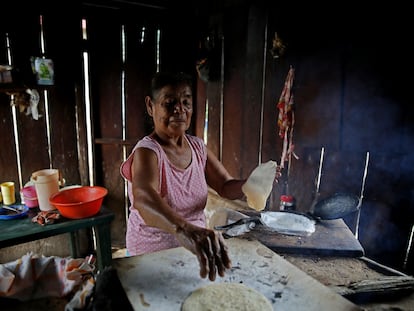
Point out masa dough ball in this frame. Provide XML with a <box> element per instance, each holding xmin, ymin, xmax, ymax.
<box><xmin>181</xmin><ymin>283</ymin><xmax>273</xmax><ymax>311</ymax></box>
<box><xmin>241</xmin><ymin>160</ymin><xmax>277</xmax><ymax>211</ymax></box>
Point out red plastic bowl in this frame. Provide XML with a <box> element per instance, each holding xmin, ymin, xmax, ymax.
<box><xmin>49</xmin><ymin>186</ymin><xmax>108</xmax><ymax>219</ymax></box>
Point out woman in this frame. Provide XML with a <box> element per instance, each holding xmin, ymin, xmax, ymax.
<box><xmin>120</xmin><ymin>72</ymin><xmax>250</xmax><ymax>281</ymax></box>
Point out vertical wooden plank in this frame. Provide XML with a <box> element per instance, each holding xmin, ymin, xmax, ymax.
<box><xmin>220</xmin><ymin>5</ymin><xmax>247</xmax><ymax>179</ymax></box>
<box><xmin>194</xmin><ymin>11</ymin><xmax>223</xmax><ymax>146</ymax></box>
<box><xmin>75</xmin><ymin>12</ymin><xmax>90</xmax><ymax>186</ymax></box>
<box><xmin>87</xmin><ymin>11</ymin><xmax>125</xmax><ymax>247</ymax></box>
<box><xmin>195</xmin><ymin>77</ymin><xmax>206</xmax><ymax>139</ymax></box>
<box><xmin>119</xmin><ymin>17</ymin><xmax>161</xmax><ymax>247</ymax></box>
<box><xmin>198</xmin><ymin>13</ymin><xmax>224</xmax><ymax>159</ymax></box>
<box><xmin>206</xmin><ymin>77</ymin><xmax>222</xmax><ymax>160</ymax></box>
<box><xmin>158</xmin><ymin>10</ymin><xmax>198</xmax><ymax>75</ymax></box>
<box><xmin>0</xmin><ymin>100</ymin><xmax>19</xmax><ymax>185</ymax></box>
<box><xmin>125</xmin><ymin>19</ymin><xmax>158</xmax><ymax>140</ymax></box>
<box><xmin>88</xmin><ymin>13</ymin><xmax>122</xmax><ymax>145</ymax></box>
<box><xmin>0</xmin><ymin>19</ymin><xmax>17</xmax><ymax>185</ymax></box>
<box><xmin>240</xmin><ymin>4</ymin><xmax>267</xmax><ymax>176</ymax></box>
<box><xmin>41</xmin><ymin>12</ymin><xmax>81</xmax><ymax>185</ymax></box>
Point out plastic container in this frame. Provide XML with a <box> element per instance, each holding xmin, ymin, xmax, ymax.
<box><xmin>21</xmin><ymin>185</ymin><xmax>39</xmax><ymax>208</ymax></box>
<box><xmin>31</xmin><ymin>169</ymin><xmax>60</xmax><ymax>211</ymax></box>
<box><xmin>1</xmin><ymin>182</ymin><xmax>16</xmax><ymax>205</ymax></box>
<box><xmin>49</xmin><ymin>186</ymin><xmax>107</xmax><ymax>219</ymax></box>
<box><xmin>279</xmin><ymin>194</ymin><xmax>295</xmax><ymax>211</ymax></box>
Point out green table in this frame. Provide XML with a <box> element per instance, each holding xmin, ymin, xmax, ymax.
<box><xmin>0</xmin><ymin>206</ymin><xmax>115</xmax><ymax>271</ymax></box>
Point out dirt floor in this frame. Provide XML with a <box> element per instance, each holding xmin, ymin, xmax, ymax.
<box><xmin>281</xmin><ymin>253</ymin><xmax>414</xmax><ymax>311</ymax></box>
<box><xmin>281</xmin><ymin>255</ymin><xmax>386</xmax><ymax>286</ymax></box>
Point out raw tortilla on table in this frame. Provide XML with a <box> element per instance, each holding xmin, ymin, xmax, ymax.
<box><xmin>181</xmin><ymin>282</ymin><xmax>273</xmax><ymax>311</ymax></box>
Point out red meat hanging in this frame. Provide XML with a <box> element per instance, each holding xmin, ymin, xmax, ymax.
<box><xmin>277</xmin><ymin>66</ymin><xmax>295</xmax><ymax>141</ymax></box>
<box><xmin>277</xmin><ymin>66</ymin><xmax>299</xmax><ymax>171</ymax></box>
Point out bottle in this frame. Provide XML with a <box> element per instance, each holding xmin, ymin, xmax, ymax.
<box><xmin>279</xmin><ymin>194</ymin><xmax>295</xmax><ymax>211</ymax></box>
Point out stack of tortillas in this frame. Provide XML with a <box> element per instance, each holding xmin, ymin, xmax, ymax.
<box><xmin>181</xmin><ymin>283</ymin><xmax>273</xmax><ymax>311</ymax></box>
<box><xmin>241</xmin><ymin>160</ymin><xmax>278</xmax><ymax>211</ymax></box>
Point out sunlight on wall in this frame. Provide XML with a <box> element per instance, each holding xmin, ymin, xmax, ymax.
<box><xmin>81</xmin><ymin>17</ymin><xmax>98</xmax><ymax>250</ymax></box>
<box><xmin>81</xmin><ymin>18</ymin><xmax>95</xmax><ymax>187</ymax></box>
<box><xmin>39</xmin><ymin>15</ymin><xmax>53</xmax><ymax>169</ymax></box>
<box><xmin>156</xmin><ymin>28</ymin><xmax>161</xmax><ymax>72</ymax></box>
<box><xmin>203</xmin><ymin>99</ymin><xmax>208</xmax><ymax>144</ymax></box>
<box><xmin>6</xmin><ymin>33</ymin><xmax>23</xmax><ymax>190</ymax></box>
<box><xmin>121</xmin><ymin>24</ymin><xmax>128</xmax><ymax>224</ymax></box>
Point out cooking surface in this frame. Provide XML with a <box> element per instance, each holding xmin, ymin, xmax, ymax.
<box><xmin>211</xmin><ymin>198</ymin><xmax>364</xmax><ymax>257</ymax></box>
<box><xmin>245</xmin><ymin>217</ymin><xmax>364</xmax><ymax>257</ymax></box>
<box><xmin>113</xmin><ymin>238</ymin><xmax>362</xmax><ymax>311</ymax></box>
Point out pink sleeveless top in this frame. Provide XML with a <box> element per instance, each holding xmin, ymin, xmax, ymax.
<box><xmin>120</xmin><ymin>134</ymin><xmax>208</xmax><ymax>255</ymax></box>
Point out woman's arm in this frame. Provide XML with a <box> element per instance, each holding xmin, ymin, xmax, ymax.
<box><xmin>205</xmin><ymin>148</ymin><xmax>246</xmax><ymax>200</ymax></box>
<box><xmin>130</xmin><ymin>147</ymin><xmax>231</xmax><ymax>281</ymax></box>
<box><xmin>206</xmin><ymin>148</ymin><xmax>282</xmax><ymax>201</ymax></box>
<box><xmin>131</xmin><ymin>147</ymin><xmax>187</xmax><ymax>234</ymax></box>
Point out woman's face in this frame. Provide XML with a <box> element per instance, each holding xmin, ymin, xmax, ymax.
<box><xmin>146</xmin><ymin>83</ymin><xmax>193</xmax><ymax>137</ymax></box>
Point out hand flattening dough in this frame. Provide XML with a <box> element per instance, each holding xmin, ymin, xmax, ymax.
<box><xmin>181</xmin><ymin>283</ymin><xmax>273</xmax><ymax>311</ymax></box>
<box><xmin>242</xmin><ymin>160</ymin><xmax>277</xmax><ymax>211</ymax></box>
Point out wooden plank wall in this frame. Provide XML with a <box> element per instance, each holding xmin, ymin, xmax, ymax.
<box><xmin>0</xmin><ymin>10</ymin><xmax>84</xmax><ymax>261</ymax></box>
<box><xmin>0</xmin><ymin>3</ymin><xmax>202</xmax><ymax>261</ymax></box>
<box><xmin>0</xmin><ymin>4</ymin><xmax>199</xmax><ymax>259</ymax></box>
<box><xmin>85</xmin><ymin>6</ymin><xmax>199</xmax><ymax>247</ymax></box>
<box><xmin>198</xmin><ymin>2</ymin><xmax>414</xmax><ymax>273</ymax></box>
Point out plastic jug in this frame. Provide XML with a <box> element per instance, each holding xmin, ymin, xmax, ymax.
<box><xmin>31</xmin><ymin>169</ymin><xmax>60</xmax><ymax>211</ymax></box>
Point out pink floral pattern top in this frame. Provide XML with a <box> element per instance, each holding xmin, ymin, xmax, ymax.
<box><xmin>120</xmin><ymin>134</ymin><xmax>208</xmax><ymax>255</ymax></box>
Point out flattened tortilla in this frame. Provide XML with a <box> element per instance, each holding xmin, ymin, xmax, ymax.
<box><xmin>182</xmin><ymin>283</ymin><xmax>273</xmax><ymax>311</ymax></box>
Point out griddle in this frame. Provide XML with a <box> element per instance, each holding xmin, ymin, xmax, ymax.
<box><xmin>246</xmin><ymin>218</ymin><xmax>364</xmax><ymax>257</ymax></box>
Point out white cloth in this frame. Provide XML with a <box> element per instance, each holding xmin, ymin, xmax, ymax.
<box><xmin>25</xmin><ymin>89</ymin><xmax>40</xmax><ymax>120</ymax></box>
<box><xmin>0</xmin><ymin>253</ymin><xmax>94</xmax><ymax>302</ymax></box>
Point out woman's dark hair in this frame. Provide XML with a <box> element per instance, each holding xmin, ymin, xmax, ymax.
<box><xmin>150</xmin><ymin>71</ymin><xmax>193</xmax><ymax>99</ymax></box>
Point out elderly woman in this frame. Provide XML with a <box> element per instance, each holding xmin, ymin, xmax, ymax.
<box><xmin>121</xmin><ymin>71</ymin><xmax>267</xmax><ymax>281</ymax></box>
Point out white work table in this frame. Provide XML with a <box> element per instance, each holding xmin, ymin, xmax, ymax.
<box><xmin>112</xmin><ymin>238</ymin><xmax>361</xmax><ymax>311</ymax></box>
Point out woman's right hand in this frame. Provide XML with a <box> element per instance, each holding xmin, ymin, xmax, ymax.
<box><xmin>175</xmin><ymin>223</ymin><xmax>232</xmax><ymax>281</ymax></box>
<box><xmin>275</xmin><ymin>164</ymin><xmax>282</xmax><ymax>183</ymax></box>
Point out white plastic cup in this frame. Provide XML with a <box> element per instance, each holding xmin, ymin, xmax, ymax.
<box><xmin>31</xmin><ymin>169</ymin><xmax>60</xmax><ymax>211</ymax></box>
<box><xmin>1</xmin><ymin>182</ymin><xmax>16</xmax><ymax>205</ymax></box>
